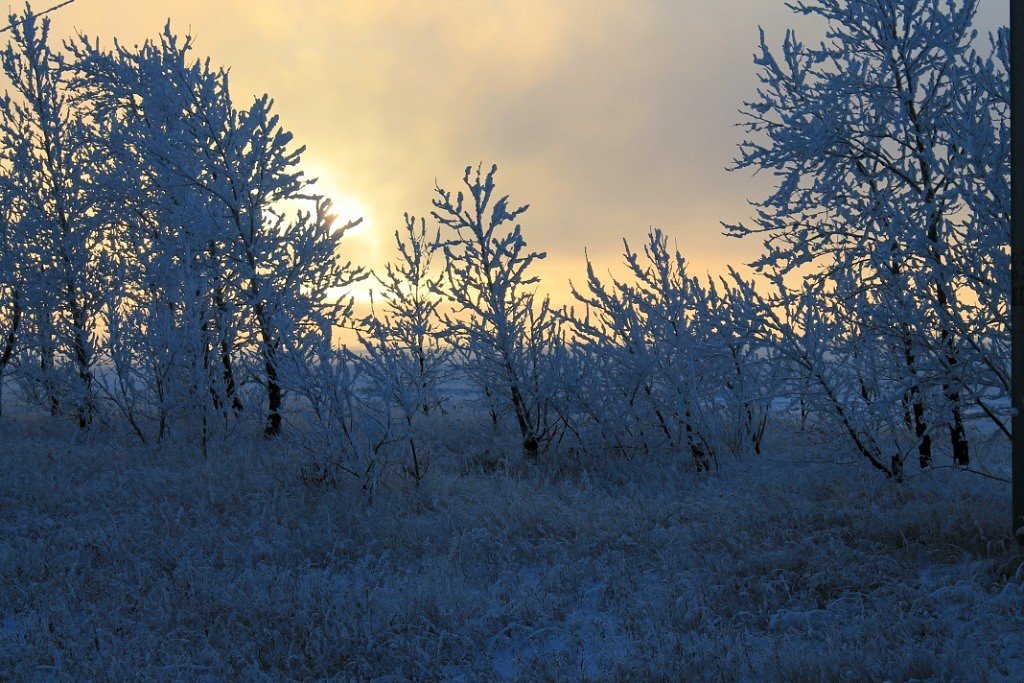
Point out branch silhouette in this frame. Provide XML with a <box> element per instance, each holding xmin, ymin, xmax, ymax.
<box><xmin>0</xmin><ymin>0</ymin><xmax>77</xmax><ymax>34</ymax></box>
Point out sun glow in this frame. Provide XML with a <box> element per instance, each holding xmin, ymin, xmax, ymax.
<box><xmin>304</xmin><ymin>164</ymin><xmax>379</xmax><ymax>257</ymax></box>
<box><xmin>302</xmin><ymin>162</ymin><xmax>383</xmax><ymax>306</ymax></box>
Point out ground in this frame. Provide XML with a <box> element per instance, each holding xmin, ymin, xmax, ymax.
<box><xmin>0</xmin><ymin>414</ymin><xmax>1022</xmax><ymax>681</ymax></box>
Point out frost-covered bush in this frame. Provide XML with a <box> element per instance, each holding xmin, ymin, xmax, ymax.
<box><xmin>358</xmin><ymin>214</ymin><xmax>452</xmax><ymax>484</ymax></box>
<box><xmin>729</xmin><ymin>270</ymin><xmax>939</xmax><ymax>481</ymax></box>
<box><xmin>283</xmin><ymin>338</ymin><xmax>390</xmax><ymax>494</ymax></box>
<box><xmin>696</xmin><ymin>273</ymin><xmax>775</xmax><ymax>458</ymax></box>
<box><xmin>564</xmin><ymin>230</ymin><xmax>772</xmax><ymax>467</ymax></box>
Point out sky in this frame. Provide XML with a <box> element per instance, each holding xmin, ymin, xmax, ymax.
<box><xmin>34</xmin><ymin>0</ymin><xmax>1009</xmax><ymax>303</ymax></box>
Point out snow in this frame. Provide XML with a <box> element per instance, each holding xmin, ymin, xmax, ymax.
<box><xmin>0</xmin><ymin>414</ymin><xmax>1021</xmax><ymax>680</ymax></box>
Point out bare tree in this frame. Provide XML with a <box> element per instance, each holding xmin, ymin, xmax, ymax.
<box><xmin>433</xmin><ymin>164</ymin><xmax>554</xmax><ymax>458</ymax></box>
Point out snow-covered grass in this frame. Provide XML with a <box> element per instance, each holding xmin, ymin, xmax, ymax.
<box><xmin>1</xmin><ymin>414</ymin><xmax>1022</xmax><ymax>681</ymax></box>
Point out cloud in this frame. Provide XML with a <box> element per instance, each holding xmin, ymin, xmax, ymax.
<box><xmin>43</xmin><ymin>0</ymin><xmax>1008</xmax><ymax>301</ymax></box>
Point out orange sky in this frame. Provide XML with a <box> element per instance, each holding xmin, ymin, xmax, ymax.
<box><xmin>33</xmin><ymin>0</ymin><xmax>1009</xmax><ymax>304</ymax></box>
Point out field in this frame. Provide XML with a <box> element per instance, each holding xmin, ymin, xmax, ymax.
<box><xmin>1</xmin><ymin>413</ymin><xmax>1022</xmax><ymax>681</ymax></box>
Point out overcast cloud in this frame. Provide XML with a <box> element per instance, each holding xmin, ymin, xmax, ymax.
<box><xmin>44</xmin><ymin>0</ymin><xmax>1008</xmax><ymax>299</ymax></box>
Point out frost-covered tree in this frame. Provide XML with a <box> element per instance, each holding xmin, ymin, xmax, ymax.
<box><xmin>72</xmin><ymin>27</ymin><xmax>252</xmax><ymax>441</ymax></box>
<box><xmin>0</xmin><ymin>162</ymin><xmax>22</xmax><ymax>417</ymax></box>
<box><xmin>433</xmin><ymin>164</ymin><xmax>555</xmax><ymax>458</ymax></box>
<box><xmin>257</xmin><ymin>195</ymin><xmax>365</xmax><ymax>437</ymax></box>
<box><xmin>370</xmin><ymin>214</ymin><xmax>449</xmax><ymax>414</ymax></box>
<box><xmin>0</xmin><ymin>6</ymin><xmax>114</xmax><ymax>427</ymax></box>
<box><xmin>729</xmin><ymin>0</ymin><xmax>1007</xmax><ymax>469</ymax></box>
<box><xmin>75</xmin><ymin>25</ymin><xmax>364</xmax><ymax>439</ymax></box>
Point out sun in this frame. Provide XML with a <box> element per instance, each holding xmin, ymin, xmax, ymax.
<box><xmin>303</xmin><ymin>163</ymin><xmax>375</xmax><ymax>245</ymax></box>
<box><xmin>323</xmin><ymin>192</ymin><xmax>371</xmax><ymax>240</ymax></box>
<box><xmin>302</xmin><ymin>162</ymin><xmax>384</xmax><ymax>305</ymax></box>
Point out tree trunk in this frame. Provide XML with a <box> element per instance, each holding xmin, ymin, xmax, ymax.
<box><xmin>264</xmin><ymin>352</ymin><xmax>282</xmax><ymax>438</ymax></box>
<box><xmin>891</xmin><ymin>256</ymin><xmax>932</xmax><ymax>469</ymax></box>
<box><xmin>509</xmin><ymin>382</ymin><xmax>538</xmax><ymax>458</ymax></box>
<box><xmin>407</xmin><ymin>415</ymin><xmax>422</xmax><ymax>485</ymax></box>
<box><xmin>899</xmin><ymin>345</ymin><xmax>931</xmax><ymax>470</ymax></box>
<box><xmin>71</xmin><ymin>315</ymin><xmax>92</xmax><ymax>429</ymax></box>
<box><xmin>911</xmin><ymin>388</ymin><xmax>931</xmax><ymax>469</ymax></box>
<box><xmin>0</xmin><ymin>288</ymin><xmax>21</xmax><ymax>418</ymax></box>
<box><xmin>257</xmin><ymin>304</ymin><xmax>282</xmax><ymax>439</ymax></box>
<box><xmin>684</xmin><ymin>408</ymin><xmax>710</xmax><ymax>471</ymax></box>
<box><xmin>220</xmin><ymin>338</ymin><xmax>243</xmax><ymax>415</ymax></box>
<box><xmin>931</xmin><ymin>269</ymin><xmax>970</xmax><ymax>467</ymax></box>
<box><xmin>949</xmin><ymin>395</ymin><xmax>970</xmax><ymax>467</ymax></box>
<box><xmin>211</xmin><ymin>269</ymin><xmax>242</xmax><ymax>417</ymax></box>
<box><xmin>40</xmin><ymin>311</ymin><xmax>58</xmax><ymax>417</ymax></box>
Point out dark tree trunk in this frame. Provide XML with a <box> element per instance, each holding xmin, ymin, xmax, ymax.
<box><xmin>210</xmin><ymin>258</ymin><xmax>242</xmax><ymax>416</ymax></box>
<box><xmin>264</xmin><ymin>353</ymin><xmax>281</xmax><ymax>438</ymax></box>
<box><xmin>40</xmin><ymin>312</ymin><xmax>58</xmax><ymax>417</ymax></box>
<box><xmin>934</xmin><ymin>293</ymin><xmax>970</xmax><ymax>468</ymax></box>
<box><xmin>71</xmin><ymin>310</ymin><xmax>92</xmax><ymax>430</ymax></box>
<box><xmin>685</xmin><ymin>409</ymin><xmax>710</xmax><ymax>471</ymax></box>
<box><xmin>950</xmin><ymin>400</ymin><xmax>970</xmax><ymax>467</ymax></box>
<box><xmin>509</xmin><ymin>382</ymin><xmax>538</xmax><ymax>458</ymax></box>
<box><xmin>891</xmin><ymin>257</ymin><xmax>932</xmax><ymax>469</ymax></box>
<box><xmin>220</xmin><ymin>338</ymin><xmax>243</xmax><ymax>415</ymax></box>
<box><xmin>407</xmin><ymin>415</ymin><xmax>423</xmax><ymax>485</ymax></box>
<box><xmin>912</xmin><ymin>390</ymin><xmax>931</xmax><ymax>469</ymax></box>
<box><xmin>256</xmin><ymin>303</ymin><xmax>281</xmax><ymax>439</ymax></box>
<box><xmin>0</xmin><ymin>288</ymin><xmax>21</xmax><ymax>418</ymax></box>
<box><xmin>899</xmin><ymin>338</ymin><xmax>932</xmax><ymax>470</ymax></box>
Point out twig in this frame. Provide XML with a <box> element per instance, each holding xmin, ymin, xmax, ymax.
<box><xmin>773</xmin><ymin>458</ymin><xmax>862</xmax><ymax>467</ymax></box>
<box><xmin>906</xmin><ymin>465</ymin><xmax>1011</xmax><ymax>484</ymax></box>
<box><xmin>1</xmin><ymin>0</ymin><xmax>77</xmax><ymax>34</ymax></box>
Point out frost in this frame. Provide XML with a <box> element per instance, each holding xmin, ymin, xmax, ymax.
<box><xmin>0</xmin><ymin>421</ymin><xmax>1020</xmax><ymax>679</ymax></box>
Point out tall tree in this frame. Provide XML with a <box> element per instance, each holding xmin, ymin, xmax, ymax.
<box><xmin>0</xmin><ymin>6</ymin><xmax>113</xmax><ymax>427</ymax></box>
<box><xmin>0</xmin><ymin>156</ymin><xmax>22</xmax><ymax>417</ymax></box>
<box><xmin>76</xmin><ymin>25</ymin><xmax>364</xmax><ymax>438</ymax></box>
<box><xmin>73</xmin><ymin>26</ymin><xmax>249</xmax><ymax>437</ymax></box>
<box><xmin>729</xmin><ymin>0</ymin><xmax>1007</xmax><ymax>468</ymax></box>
